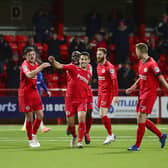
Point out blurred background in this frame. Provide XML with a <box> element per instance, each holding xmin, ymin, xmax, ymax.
<box><xmin>0</xmin><ymin>0</ymin><xmax>168</xmax><ymax>124</ymax></box>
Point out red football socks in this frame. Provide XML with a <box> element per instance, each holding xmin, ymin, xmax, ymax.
<box><xmin>101</xmin><ymin>116</ymin><xmax>112</xmax><ymax>136</ymax></box>
<box><xmin>78</xmin><ymin>123</ymin><xmax>86</xmax><ymax>143</ymax></box>
<box><xmin>146</xmin><ymin>119</ymin><xmax>162</xmax><ymax>138</ymax></box>
<box><xmin>32</xmin><ymin>118</ymin><xmax>41</xmax><ymax>135</ymax></box>
<box><xmin>135</xmin><ymin>123</ymin><xmax>146</xmax><ymax>147</ymax></box>
<box><xmin>26</xmin><ymin>121</ymin><xmax>32</xmax><ymax>140</ymax></box>
<box><xmin>70</xmin><ymin>125</ymin><xmax>77</xmax><ymax>138</ymax></box>
<box><xmin>85</xmin><ymin>117</ymin><xmax>93</xmax><ymax>134</ymax></box>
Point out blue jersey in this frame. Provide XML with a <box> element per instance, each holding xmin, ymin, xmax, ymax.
<box><xmin>37</xmin><ymin>72</ymin><xmax>48</xmax><ymax>94</ymax></box>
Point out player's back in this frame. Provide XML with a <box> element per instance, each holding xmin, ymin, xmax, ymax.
<box><xmin>139</xmin><ymin>57</ymin><xmax>161</xmax><ymax>99</ymax></box>
<box><xmin>97</xmin><ymin>61</ymin><xmax>116</xmax><ymax>95</ymax></box>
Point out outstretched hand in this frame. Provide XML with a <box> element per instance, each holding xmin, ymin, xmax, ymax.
<box><xmin>48</xmin><ymin>56</ymin><xmax>55</xmax><ymax>63</ymax></box>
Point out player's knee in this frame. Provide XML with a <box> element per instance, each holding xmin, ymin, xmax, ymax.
<box><xmin>99</xmin><ymin>109</ymin><xmax>107</xmax><ymax>118</ymax></box>
<box><xmin>66</xmin><ymin>118</ymin><xmax>74</xmax><ymax>127</ymax></box>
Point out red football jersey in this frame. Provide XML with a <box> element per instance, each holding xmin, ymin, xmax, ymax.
<box><xmin>139</xmin><ymin>57</ymin><xmax>162</xmax><ymax>100</ymax></box>
<box><xmin>97</xmin><ymin>61</ymin><xmax>118</xmax><ymax>96</ymax></box>
<box><xmin>18</xmin><ymin>60</ymin><xmax>38</xmax><ymax>96</ymax></box>
<box><xmin>63</xmin><ymin>64</ymin><xmax>91</xmax><ymax>99</ymax></box>
<box><xmin>87</xmin><ymin>64</ymin><xmax>93</xmax><ymax>97</ymax></box>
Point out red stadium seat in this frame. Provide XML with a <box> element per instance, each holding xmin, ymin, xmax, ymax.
<box><xmin>60</xmin><ymin>44</ymin><xmax>69</xmax><ymax>62</ymax></box>
<box><xmin>4</xmin><ymin>35</ymin><xmax>15</xmax><ymax>43</ymax></box>
<box><xmin>35</xmin><ymin>43</ymin><xmax>43</xmax><ymax>53</ymax></box>
<box><xmin>109</xmin><ymin>44</ymin><xmax>116</xmax><ymax>52</ymax></box>
<box><xmin>9</xmin><ymin>42</ymin><xmax>18</xmax><ymax>53</ymax></box>
<box><xmin>16</xmin><ymin>35</ymin><xmax>28</xmax><ymax>43</ymax></box>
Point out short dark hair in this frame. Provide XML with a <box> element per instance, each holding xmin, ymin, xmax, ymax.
<box><xmin>81</xmin><ymin>51</ymin><xmax>90</xmax><ymax>59</ymax></box>
<box><xmin>72</xmin><ymin>51</ymin><xmax>81</xmax><ymax>57</ymax></box>
<box><xmin>23</xmin><ymin>47</ymin><xmax>35</xmax><ymax>56</ymax></box>
<box><xmin>97</xmin><ymin>47</ymin><xmax>107</xmax><ymax>54</ymax></box>
<box><xmin>136</xmin><ymin>43</ymin><xmax>148</xmax><ymax>53</ymax></box>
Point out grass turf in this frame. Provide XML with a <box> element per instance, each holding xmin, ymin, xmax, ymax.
<box><xmin>0</xmin><ymin>125</ymin><xmax>167</xmax><ymax>168</ymax></box>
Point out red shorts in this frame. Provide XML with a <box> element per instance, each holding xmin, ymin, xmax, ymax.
<box><xmin>136</xmin><ymin>98</ymin><xmax>156</xmax><ymax>114</ymax></box>
<box><xmin>65</xmin><ymin>97</ymin><xmax>87</xmax><ymax>118</ymax></box>
<box><xmin>97</xmin><ymin>92</ymin><xmax>113</xmax><ymax>108</ymax></box>
<box><xmin>87</xmin><ymin>95</ymin><xmax>93</xmax><ymax>110</ymax></box>
<box><xmin>18</xmin><ymin>90</ymin><xmax>43</xmax><ymax>113</ymax></box>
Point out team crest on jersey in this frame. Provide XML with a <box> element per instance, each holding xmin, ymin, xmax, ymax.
<box><xmin>110</xmin><ymin>69</ymin><xmax>114</xmax><ymax>74</ymax></box>
<box><xmin>154</xmin><ymin>67</ymin><xmax>160</xmax><ymax>73</ymax></box>
<box><xmin>23</xmin><ymin>65</ymin><xmax>28</xmax><ymax>71</ymax></box>
<box><xmin>144</xmin><ymin>68</ymin><xmax>148</xmax><ymax>72</ymax></box>
<box><xmin>102</xmin><ymin>69</ymin><xmax>105</xmax><ymax>73</ymax></box>
<box><xmin>25</xmin><ymin>106</ymin><xmax>30</xmax><ymax>111</ymax></box>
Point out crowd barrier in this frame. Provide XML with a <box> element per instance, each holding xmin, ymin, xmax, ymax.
<box><xmin>0</xmin><ymin>88</ymin><xmax>167</xmax><ymax>124</ymax></box>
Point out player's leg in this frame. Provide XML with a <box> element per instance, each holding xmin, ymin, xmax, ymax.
<box><xmin>145</xmin><ymin>119</ymin><xmax>167</xmax><ymax>148</ymax></box>
<box><xmin>85</xmin><ymin>107</ymin><xmax>93</xmax><ymax>144</ymax></box>
<box><xmin>99</xmin><ymin>107</ymin><xmax>115</xmax><ymax>144</ymax></box>
<box><xmin>66</xmin><ymin>116</ymin><xmax>77</xmax><ymax>147</ymax></box>
<box><xmin>37</xmin><ymin>114</ymin><xmax>51</xmax><ymax>133</ymax></box>
<box><xmin>25</xmin><ymin>112</ymin><xmax>33</xmax><ymax>141</ymax></box>
<box><xmin>32</xmin><ymin>110</ymin><xmax>43</xmax><ymax>147</ymax></box>
<box><xmin>128</xmin><ymin>112</ymin><xmax>147</xmax><ymax>151</ymax></box>
<box><xmin>77</xmin><ymin>111</ymin><xmax>86</xmax><ymax>148</ymax></box>
<box><xmin>25</xmin><ymin>112</ymin><xmax>40</xmax><ymax>148</ymax></box>
<box><xmin>21</xmin><ymin>116</ymin><xmax>26</xmax><ymax>131</ymax></box>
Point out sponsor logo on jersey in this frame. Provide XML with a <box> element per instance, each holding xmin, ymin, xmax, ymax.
<box><xmin>98</xmin><ymin>76</ymin><xmax>105</xmax><ymax>80</ymax></box>
<box><xmin>77</xmin><ymin>74</ymin><xmax>89</xmax><ymax>84</ymax></box>
<box><xmin>139</xmin><ymin>74</ymin><xmax>147</xmax><ymax>80</ymax></box>
<box><xmin>154</xmin><ymin>67</ymin><xmax>160</xmax><ymax>73</ymax></box>
<box><xmin>102</xmin><ymin>69</ymin><xmax>105</xmax><ymax>73</ymax></box>
<box><xmin>144</xmin><ymin>68</ymin><xmax>148</xmax><ymax>72</ymax></box>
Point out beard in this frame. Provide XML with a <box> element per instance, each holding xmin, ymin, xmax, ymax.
<box><xmin>97</xmin><ymin>56</ymin><xmax>105</xmax><ymax>64</ymax></box>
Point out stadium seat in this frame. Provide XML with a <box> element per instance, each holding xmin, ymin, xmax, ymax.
<box><xmin>9</xmin><ymin>42</ymin><xmax>18</xmax><ymax>53</ymax></box>
<box><xmin>4</xmin><ymin>35</ymin><xmax>15</xmax><ymax>43</ymax></box>
<box><xmin>16</xmin><ymin>35</ymin><xmax>28</xmax><ymax>43</ymax></box>
<box><xmin>60</xmin><ymin>44</ymin><xmax>69</xmax><ymax>62</ymax></box>
<box><xmin>35</xmin><ymin>43</ymin><xmax>43</xmax><ymax>53</ymax></box>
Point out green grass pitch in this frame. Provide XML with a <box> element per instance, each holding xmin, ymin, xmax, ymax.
<box><xmin>0</xmin><ymin>125</ymin><xmax>167</xmax><ymax>168</ymax></box>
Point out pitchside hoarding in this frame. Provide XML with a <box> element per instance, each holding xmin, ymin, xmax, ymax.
<box><xmin>0</xmin><ymin>97</ymin><xmax>66</xmax><ymax>119</ymax></box>
<box><xmin>161</xmin><ymin>97</ymin><xmax>168</xmax><ymax>118</ymax></box>
<box><xmin>0</xmin><ymin>96</ymin><xmax>159</xmax><ymax>119</ymax></box>
<box><xmin>92</xmin><ymin>96</ymin><xmax>159</xmax><ymax>118</ymax></box>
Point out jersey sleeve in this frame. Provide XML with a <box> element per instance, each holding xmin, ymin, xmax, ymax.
<box><xmin>22</xmin><ymin>64</ymin><xmax>30</xmax><ymax>75</ymax></box>
<box><xmin>151</xmin><ymin>62</ymin><xmax>162</xmax><ymax>79</ymax></box>
<box><xmin>108</xmin><ymin>65</ymin><xmax>117</xmax><ymax>80</ymax></box>
<box><xmin>63</xmin><ymin>64</ymin><xmax>76</xmax><ymax>72</ymax></box>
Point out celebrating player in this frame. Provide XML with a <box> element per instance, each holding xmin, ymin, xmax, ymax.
<box><xmin>21</xmin><ymin>71</ymin><xmax>51</xmax><ymax>133</ymax></box>
<box><xmin>97</xmin><ymin>47</ymin><xmax>119</xmax><ymax>144</ymax></box>
<box><xmin>66</xmin><ymin>51</ymin><xmax>80</xmax><ymax>137</ymax></box>
<box><xmin>126</xmin><ymin>43</ymin><xmax>168</xmax><ymax>151</ymax></box>
<box><xmin>48</xmin><ymin>52</ymin><xmax>91</xmax><ymax>148</ymax></box>
<box><xmin>18</xmin><ymin>48</ymin><xmax>50</xmax><ymax>148</ymax></box>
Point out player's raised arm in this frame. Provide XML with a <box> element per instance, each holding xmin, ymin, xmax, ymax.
<box><xmin>25</xmin><ymin>63</ymin><xmax>51</xmax><ymax>79</ymax></box>
<box><xmin>126</xmin><ymin>78</ymin><xmax>140</xmax><ymax>94</ymax></box>
<box><xmin>48</xmin><ymin>56</ymin><xmax>63</xmax><ymax>69</ymax></box>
